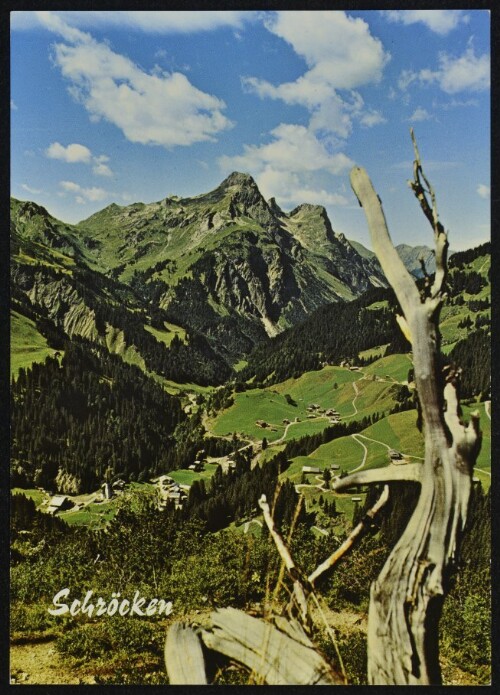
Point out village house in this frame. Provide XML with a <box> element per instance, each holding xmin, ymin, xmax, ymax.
<box><xmin>47</xmin><ymin>495</ymin><xmax>74</xmax><ymax>514</ymax></box>
<box><xmin>158</xmin><ymin>483</ymin><xmax>187</xmax><ymax>511</ymax></box>
<box><xmin>156</xmin><ymin>475</ymin><xmax>175</xmax><ymax>489</ymax></box>
<box><xmin>302</xmin><ymin>466</ymin><xmax>321</xmax><ymax>474</ymax></box>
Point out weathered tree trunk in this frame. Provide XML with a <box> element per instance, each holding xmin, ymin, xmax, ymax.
<box><xmin>333</xmin><ymin>140</ymin><xmax>482</xmax><ymax>684</ymax></box>
<box><xmin>164</xmin><ymin>134</ymin><xmax>482</xmax><ymax>686</ymax></box>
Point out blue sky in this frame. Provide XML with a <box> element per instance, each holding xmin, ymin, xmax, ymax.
<box><xmin>11</xmin><ymin>10</ymin><xmax>490</xmax><ymax>250</ymax></box>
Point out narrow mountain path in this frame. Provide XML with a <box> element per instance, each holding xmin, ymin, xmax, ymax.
<box><xmin>343</xmin><ymin>374</ymin><xmax>367</xmax><ymax>418</ymax></box>
<box><xmin>295</xmin><ymin>480</ymin><xmax>325</xmax><ymax>493</ymax></box>
<box><xmin>273</xmin><ymin>420</ymin><xmax>294</xmax><ymax>445</ymax></box>
<box><xmin>350</xmin><ymin>433</ymin><xmax>369</xmax><ymax>472</ymax></box>
<box><xmin>349</xmin><ymin>432</ymin><xmax>424</xmax><ymax>474</ymax></box>
<box><xmin>355</xmin><ymin>433</ymin><xmax>392</xmax><ymax>451</ymax></box>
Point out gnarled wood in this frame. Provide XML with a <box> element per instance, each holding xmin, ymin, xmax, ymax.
<box><xmin>200</xmin><ymin>608</ymin><xmax>343</xmax><ymax>685</ymax></box>
<box><xmin>164</xmin><ymin>622</ymin><xmax>207</xmax><ymax>684</ymax></box>
<box><xmin>349</xmin><ymin>149</ymin><xmax>481</xmax><ymax>685</ymax></box>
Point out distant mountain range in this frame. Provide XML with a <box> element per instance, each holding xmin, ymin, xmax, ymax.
<box><xmin>10</xmin><ymin>172</ymin><xmax>455</xmax><ymax>381</ymax></box>
<box><xmin>348</xmin><ymin>240</ymin><xmax>436</xmax><ymax>278</ymax></box>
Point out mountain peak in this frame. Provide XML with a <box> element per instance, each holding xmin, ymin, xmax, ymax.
<box><xmin>220</xmin><ymin>171</ymin><xmax>258</xmax><ymax>190</ymax></box>
<box><xmin>289</xmin><ymin>203</ymin><xmax>327</xmax><ymax>216</ymax></box>
<box><xmin>268</xmin><ymin>197</ymin><xmax>285</xmax><ymax>218</ymax></box>
<box><xmin>14</xmin><ymin>199</ymin><xmax>51</xmax><ymax>220</ymax></box>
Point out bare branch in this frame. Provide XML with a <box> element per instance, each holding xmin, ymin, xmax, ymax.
<box><xmin>408</xmin><ymin>128</ymin><xmax>449</xmax><ymax>299</ymax></box>
<box><xmin>443</xmin><ymin>381</ymin><xmax>482</xmax><ymax>466</ymax></box>
<box><xmin>332</xmin><ymin>463</ymin><xmax>422</xmax><ymax>492</ymax></box>
<box><xmin>258</xmin><ymin>494</ymin><xmax>310</xmax><ymax>623</ymax></box>
<box><xmin>308</xmin><ymin>486</ymin><xmax>390</xmax><ymax>585</ymax></box>
<box><xmin>350</xmin><ymin>166</ymin><xmax>421</xmax><ymax>318</ymax></box>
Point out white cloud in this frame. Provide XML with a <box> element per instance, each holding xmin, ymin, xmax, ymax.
<box><xmin>398</xmin><ymin>44</ymin><xmax>490</xmax><ymax>96</ymax></box>
<box><xmin>59</xmin><ymin>180</ymin><xmax>81</xmax><ymax>192</ymax></box>
<box><xmin>46</xmin><ymin>142</ymin><xmax>114</xmax><ymax>177</ymax></box>
<box><xmin>432</xmin><ymin>97</ymin><xmax>478</xmax><ymax>110</ymax></box>
<box><xmin>398</xmin><ymin>69</ymin><xmax>418</xmax><ymax>92</ymax></box>
<box><xmin>38</xmin><ymin>11</ymin><xmax>233</xmax><ymax>149</ymax></box>
<box><xmin>92</xmin><ymin>163</ymin><xmax>113</xmax><ymax>177</ymax></box>
<box><xmin>219</xmin><ymin>123</ymin><xmax>353</xmax><ymax>177</ymax></box>
<box><xmin>255</xmin><ymin>168</ymin><xmax>349</xmax><ymax>209</ymax></box>
<box><xmin>21</xmin><ymin>183</ymin><xmax>43</xmax><ymax>195</ymax></box>
<box><xmin>244</xmin><ymin>11</ymin><xmax>389</xmax><ymax>139</ymax></box>
<box><xmin>219</xmin><ymin>123</ymin><xmax>353</xmax><ymax>210</ymax></box>
<box><xmin>477</xmin><ymin>184</ymin><xmax>490</xmax><ymax>200</ymax></box>
<box><xmin>436</xmin><ymin>44</ymin><xmax>490</xmax><ymax>94</ymax></box>
<box><xmin>407</xmin><ymin>107</ymin><xmax>433</xmax><ymax>122</ymax></box>
<box><xmin>383</xmin><ymin>10</ymin><xmax>468</xmax><ymax>35</ymax></box>
<box><xmin>359</xmin><ymin>110</ymin><xmax>386</xmax><ymax>127</ymax></box>
<box><xmin>11</xmin><ymin>99</ymin><xmax>18</xmax><ymax>110</ymax></box>
<box><xmin>264</xmin><ymin>11</ymin><xmax>389</xmax><ymax>90</ymax></box>
<box><xmin>60</xmin><ymin>180</ymin><xmax>109</xmax><ymax>202</ymax></box>
<box><xmin>92</xmin><ymin>156</ymin><xmax>113</xmax><ymax>177</ymax></box>
<box><xmin>46</xmin><ymin>142</ymin><xmax>92</xmax><ymax>163</ymax></box>
<box><xmin>13</xmin><ymin>10</ymin><xmax>251</xmax><ymax>34</ymax></box>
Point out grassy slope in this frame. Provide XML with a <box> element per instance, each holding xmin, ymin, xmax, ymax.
<box><xmin>144</xmin><ymin>321</ymin><xmax>187</xmax><ymax>346</ymax></box>
<box><xmin>363</xmin><ymin>353</ymin><xmax>412</xmax><ymax>382</ymax></box>
<box><xmin>10</xmin><ymin>311</ymin><xmax>60</xmax><ymax>376</ymax></box>
<box><xmin>210</xmin><ymin>360</ymin><xmax>410</xmax><ymax>443</ymax></box>
<box><xmin>281</xmin><ymin>405</ymin><xmax>490</xmax><ymax>495</ymax></box>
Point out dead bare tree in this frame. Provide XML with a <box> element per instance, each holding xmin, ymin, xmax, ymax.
<box><xmin>164</xmin><ymin>132</ymin><xmax>482</xmax><ymax>685</ymax></box>
<box><xmin>332</xmin><ymin>130</ymin><xmax>482</xmax><ymax>684</ymax></box>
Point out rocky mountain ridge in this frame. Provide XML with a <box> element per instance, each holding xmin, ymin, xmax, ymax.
<box><xmin>11</xmin><ymin>172</ymin><xmax>452</xmax><ymax>383</ymax></box>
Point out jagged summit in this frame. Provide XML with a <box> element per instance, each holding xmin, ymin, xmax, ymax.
<box><xmin>219</xmin><ymin>171</ymin><xmax>259</xmax><ymax>190</ymax></box>
<box><xmin>14</xmin><ymin>198</ymin><xmax>51</xmax><ymax>220</ymax></box>
<box><xmin>267</xmin><ymin>197</ymin><xmax>286</xmax><ymax>218</ymax></box>
<box><xmin>289</xmin><ymin>202</ymin><xmax>327</xmax><ymax>217</ymax></box>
